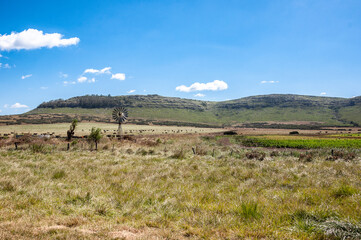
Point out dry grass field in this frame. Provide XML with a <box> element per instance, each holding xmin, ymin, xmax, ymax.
<box><xmin>0</xmin><ymin>123</ymin><xmax>224</xmax><ymax>137</ymax></box>
<box><xmin>0</xmin><ymin>125</ymin><xmax>360</xmax><ymax>239</ymax></box>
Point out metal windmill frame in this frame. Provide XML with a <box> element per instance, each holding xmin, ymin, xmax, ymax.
<box><xmin>112</xmin><ymin>107</ymin><xmax>128</xmax><ymax>138</ymax></box>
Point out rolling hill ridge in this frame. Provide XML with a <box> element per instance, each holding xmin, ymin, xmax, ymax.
<box><xmin>2</xmin><ymin>94</ymin><xmax>361</xmax><ymax>128</ymax></box>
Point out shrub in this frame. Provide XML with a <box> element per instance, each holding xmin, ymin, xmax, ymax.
<box><xmin>52</xmin><ymin>170</ymin><xmax>66</xmax><ymax>179</ymax></box>
<box><xmin>171</xmin><ymin>149</ymin><xmax>185</xmax><ymax>159</ymax></box>
<box><xmin>245</xmin><ymin>151</ymin><xmax>265</xmax><ymax>161</ymax></box>
<box><xmin>30</xmin><ymin>143</ymin><xmax>46</xmax><ymax>153</ymax></box>
<box><xmin>136</xmin><ymin>148</ymin><xmax>148</xmax><ymax>156</ymax></box>
<box><xmin>234</xmin><ymin>201</ymin><xmax>262</xmax><ymax>220</ymax></box>
<box><xmin>217</xmin><ymin>137</ymin><xmax>231</xmax><ymax>146</ymax></box>
<box><xmin>194</xmin><ymin>145</ymin><xmax>208</xmax><ymax>156</ymax></box>
<box><xmin>0</xmin><ymin>180</ymin><xmax>16</xmax><ymax>192</ymax></box>
<box><xmin>270</xmin><ymin>151</ymin><xmax>280</xmax><ymax>157</ymax></box>
<box><xmin>289</xmin><ymin>131</ymin><xmax>299</xmax><ymax>135</ymax></box>
<box><xmin>299</xmin><ymin>153</ymin><xmax>313</xmax><ymax>162</ymax></box>
<box><xmin>223</xmin><ymin>130</ymin><xmax>237</xmax><ymax>135</ymax></box>
<box><xmin>17</xmin><ymin>133</ymin><xmax>33</xmax><ymax>144</ymax></box>
<box><xmin>327</xmin><ymin>151</ymin><xmax>357</xmax><ymax>161</ymax></box>
<box><xmin>126</xmin><ymin>148</ymin><xmax>134</xmax><ymax>154</ymax></box>
<box><xmin>332</xmin><ymin>184</ymin><xmax>358</xmax><ymax>198</ymax></box>
<box><xmin>70</xmin><ymin>140</ymin><xmax>78</xmax><ymax>146</ymax></box>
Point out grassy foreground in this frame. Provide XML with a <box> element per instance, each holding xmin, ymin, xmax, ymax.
<box><xmin>0</xmin><ymin>135</ymin><xmax>361</xmax><ymax>239</ymax></box>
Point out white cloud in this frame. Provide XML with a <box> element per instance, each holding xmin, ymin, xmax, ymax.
<box><xmin>320</xmin><ymin>92</ymin><xmax>327</xmax><ymax>96</ymax></box>
<box><xmin>84</xmin><ymin>67</ymin><xmax>111</xmax><ymax>75</ymax></box>
<box><xmin>111</xmin><ymin>73</ymin><xmax>126</xmax><ymax>81</ymax></box>
<box><xmin>77</xmin><ymin>76</ymin><xmax>87</xmax><ymax>83</ymax></box>
<box><xmin>21</xmin><ymin>74</ymin><xmax>32</xmax><ymax>79</ymax></box>
<box><xmin>0</xmin><ymin>63</ymin><xmax>11</xmax><ymax>68</ymax></box>
<box><xmin>0</xmin><ymin>28</ymin><xmax>79</xmax><ymax>51</ymax></box>
<box><xmin>261</xmin><ymin>80</ymin><xmax>279</xmax><ymax>84</ymax></box>
<box><xmin>59</xmin><ymin>72</ymin><xmax>68</xmax><ymax>78</ymax></box>
<box><xmin>63</xmin><ymin>81</ymin><xmax>76</xmax><ymax>85</ymax></box>
<box><xmin>10</xmin><ymin>103</ymin><xmax>28</xmax><ymax>108</ymax></box>
<box><xmin>176</xmin><ymin>80</ymin><xmax>228</xmax><ymax>92</ymax></box>
<box><xmin>3</xmin><ymin>104</ymin><xmax>9</xmax><ymax>108</ymax></box>
<box><xmin>194</xmin><ymin>93</ymin><xmax>205</xmax><ymax>97</ymax></box>
<box><xmin>40</xmin><ymin>86</ymin><xmax>48</xmax><ymax>90</ymax></box>
<box><xmin>127</xmin><ymin>90</ymin><xmax>136</xmax><ymax>93</ymax></box>
<box><xmin>76</xmin><ymin>67</ymin><xmax>125</xmax><ymax>84</ymax></box>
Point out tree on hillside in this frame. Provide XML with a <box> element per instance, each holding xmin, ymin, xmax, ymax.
<box><xmin>67</xmin><ymin>119</ymin><xmax>78</xmax><ymax>141</ymax></box>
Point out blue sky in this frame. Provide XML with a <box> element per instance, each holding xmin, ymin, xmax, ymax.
<box><xmin>0</xmin><ymin>0</ymin><xmax>361</xmax><ymax>115</ymax></box>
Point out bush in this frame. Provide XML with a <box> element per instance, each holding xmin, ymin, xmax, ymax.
<box><xmin>327</xmin><ymin>150</ymin><xmax>356</xmax><ymax>161</ymax></box>
<box><xmin>171</xmin><ymin>149</ymin><xmax>186</xmax><ymax>159</ymax></box>
<box><xmin>234</xmin><ymin>201</ymin><xmax>262</xmax><ymax>220</ymax></box>
<box><xmin>224</xmin><ymin>130</ymin><xmax>237</xmax><ymax>135</ymax></box>
<box><xmin>332</xmin><ymin>184</ymin><xmax>358</xmax><ymax>198</ymax></box>
<box><xmin>217</xmin><ymin>137</ymin><xmax>231</xmax><ymax>146</ymax></box>
<box><xmin>299</xmin><ymin>153</ymin><xmax>313</xmax><ymax>162</ymax></box>
<box><xmin>52</xmin><ymin>170</ymin><xmax>66</xmax><ymax>179</ymax></box>
<box><xmin>30</xmin><ymin>143</ymin><xmax>46</xmax><ymax>153</ymax></box>
<box><xmin>245</xmin><ymin>151</ymin><xmax>265</xmax><ymax>161</ymax></box>
<box><xmin>270</xmin><ymin>151</ymin><xmax>280</xmax><ymax>157</ymax></box>
<box><xmin>126</xmin><ymin>148</ymin><xmax>134</xmax><ymax>154</ymax></box>
<box><xmin>70</xmin><ymin>140</ymin><xmax>78</xmax><ymax>146</ymax></box>
<box><xmin>136</xmin><ymin>148</ymin><xmax>148</xmax><ymax>156</ymax></box>
<box><xmin>194</xmin><ymin>145</ymin><xmax>208</xmax><ymax>156</ymax></box>
<box><xmin>0</xmin><ymin>180</ymin><xmax>16</xmax><ymax>192</ymax></box>
<box><xmin>289</xmin><ymin>131</ymin><xmax>299</xmax><ymax>135</ymax></box>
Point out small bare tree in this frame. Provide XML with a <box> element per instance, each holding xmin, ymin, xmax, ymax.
<box><xmin>88</xmin><ymin>127</ymin><xmax>102</xmax><ymax>150</ymax></box>
<box><xmin>67</xmin><ymin>119</ymin><xmax>78</xmax><ymax>141</ymax></box>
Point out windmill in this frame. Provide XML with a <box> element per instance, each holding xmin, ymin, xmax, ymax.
<box><xmin>112</xmin><ymin>107</ymin><xmax>128</xmax><ymax>138</ymax></box>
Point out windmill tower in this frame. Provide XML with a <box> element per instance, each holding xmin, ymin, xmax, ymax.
<box><xmin>112</xmin><ymin>107</ymin><xmax>128</xmax><ymax>138</ymax></box>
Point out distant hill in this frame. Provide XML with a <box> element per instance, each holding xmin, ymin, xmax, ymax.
<box><xmin>1</xmin><ymin>94</ymin><xmax>361</xmax><ymax>128</ymax></box>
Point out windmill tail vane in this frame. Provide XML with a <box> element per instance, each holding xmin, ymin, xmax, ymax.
<box><xmin>112</xmin><ymin>107</ymin><xmax>128</xmax><ymax>137</ymax></box>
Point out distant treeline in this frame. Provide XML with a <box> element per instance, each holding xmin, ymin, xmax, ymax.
<box><xmin>37</xmin><ymin>94</ymin><xmax>361</xmax><ymax>110</ymax></box>
<box><xmin>38</xmin><ymin>94</ymin><xmax>208</xmax><ymax>111</ymax></box>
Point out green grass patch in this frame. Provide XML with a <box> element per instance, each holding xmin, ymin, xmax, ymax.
<box><xmin>215</xmin><ymin>135</ymin><xmax>361</xmax><ymax>149</ymax></box>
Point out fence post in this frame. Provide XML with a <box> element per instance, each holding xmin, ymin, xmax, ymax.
<box><xmin>192</xmin><ymin>147</ymin><xmax>196</xmax><ymax>155</ymax></box>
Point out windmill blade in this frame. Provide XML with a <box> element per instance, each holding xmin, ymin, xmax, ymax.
<box><xmin>112</xmin><ymin>107</ymin><xmax>128</xmax><ymax>123</ymax></box>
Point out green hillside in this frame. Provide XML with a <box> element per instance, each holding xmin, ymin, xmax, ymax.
<box><xmin>8</xmin><ymin>94</ymin><xmax>361</xmax><ymax>128</ymax></box>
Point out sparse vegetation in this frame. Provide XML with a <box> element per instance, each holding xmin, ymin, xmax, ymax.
<box><xmin>0</xmin><ymin>127</ymin><xmax>360</xmax><ymax>239</ymax></box>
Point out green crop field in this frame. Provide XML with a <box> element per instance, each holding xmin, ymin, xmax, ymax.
<box><xmin>0</xmin><ymin>130</ymin><xmax>360</xmax><ymax>239</ymax></box>
<box><xmin>221</xmin><ymin>135</ymin><xmax>361</xmax><ymax>149</ymax></box>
